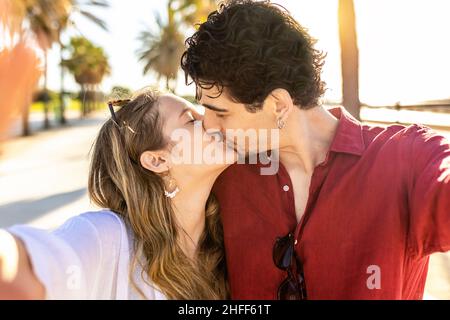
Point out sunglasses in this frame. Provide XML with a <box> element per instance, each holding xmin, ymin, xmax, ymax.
<box><xmin>108</xmin><ymin>99</ymin><xmax>137</xmax><ymax>134</ymax></box>
<box><xmin>108</xmin><ymin>99</ymin><xmax>131</xmax><ymax>125</ymax></box>
<box><xmin>272</xmin><ymin>232</ymin><xmax>307</xmax><ymax>300</ymax></box>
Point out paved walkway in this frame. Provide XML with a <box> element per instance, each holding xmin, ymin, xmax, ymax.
<box><xmin>0</xmin><ymin>111</ymin><xmax>107</xmax><ymax>229</ymax></box>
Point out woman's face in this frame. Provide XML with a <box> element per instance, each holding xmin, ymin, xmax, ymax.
<box><xmin>157</xmin><ymin>94</ymin><xmax>236</xmax><ymax>177</ymax></box>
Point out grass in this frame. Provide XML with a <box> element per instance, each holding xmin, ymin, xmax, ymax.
<box><xmin>30</xmin><ymin>99</ymin><xmax>82</xmax><ymax>113</ymax></box>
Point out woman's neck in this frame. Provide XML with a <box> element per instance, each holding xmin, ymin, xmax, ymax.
<box><xmin>170</xmin><ymin>174</ymin><xmax>218</xmax><ymax>260</ymax></box>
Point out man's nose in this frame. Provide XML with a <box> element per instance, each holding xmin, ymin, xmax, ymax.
<box><xmin>203</xmin><ymin>111</ymin><xmax>222</xmax><ymax>133</ymax></box>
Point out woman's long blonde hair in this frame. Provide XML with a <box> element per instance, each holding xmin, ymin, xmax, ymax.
<box><xmin>88</xmin><ymin>89</ymin><xmax>228</xmax><ymax>299</ymax></box>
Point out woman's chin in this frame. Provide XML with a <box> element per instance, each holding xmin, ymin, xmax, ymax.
<box><xmin>205</xmin><ymin>148</ymin><xmax>237</xmax><ymax>175</ymax></box>
<box><xmin>223</xmin><ymin>146</ymin><xmax>238</xmax><ymax>165</ymax></box>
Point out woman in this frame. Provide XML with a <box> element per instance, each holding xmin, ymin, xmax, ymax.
<box><xmin>0</xmin><ymin>88</ymin><xmax>236</xmax><ymax>299</ymax></box>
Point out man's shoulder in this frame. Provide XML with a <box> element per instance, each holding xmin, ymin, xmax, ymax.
<box><xmin>362</xmin><ymin>123</ymin><xmax>447</xmax><ymax>150</ymax></box>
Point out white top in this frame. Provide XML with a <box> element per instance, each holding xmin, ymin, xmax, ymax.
<box><xmin>6</xmin><ymin>210</ymin><xmax>167</xmax><ymax>300</ymax></box>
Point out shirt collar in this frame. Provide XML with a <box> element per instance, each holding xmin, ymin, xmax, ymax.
<box><xmin>328</xmin><ymin>106</ymin><xmax>365</xmax><ymax>156</ymax></box>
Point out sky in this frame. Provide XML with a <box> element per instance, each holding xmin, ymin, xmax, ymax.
<box><xmin>43</xmin><ymin>0</ymin><xmax>450</xmax><ymax>105</ymax></box>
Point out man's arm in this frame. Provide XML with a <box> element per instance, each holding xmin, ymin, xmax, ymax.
<box><xmin>407</xmin><ymin>125</ymin><xmax>450</xmax><ymax>258</ymax></box>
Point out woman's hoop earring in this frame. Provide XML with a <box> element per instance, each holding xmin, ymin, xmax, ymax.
<box><xmin>277</xmin><ymin>118</ymin><xmax>285</xmax><ymax>129</ymax></box>
<box><xmin>164</xmin><ymin>187</ymin><xmax>180</xmax><ymax>199</ymax></box>
<box><xmin>163</xmin><ymin>175</ymin><xmax>180</xmax><ymax>199</ymax></box>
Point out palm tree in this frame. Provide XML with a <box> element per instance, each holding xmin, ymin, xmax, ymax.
<box><xmin>338</xmin><ymin>0</ymin><xmax>360</xmax><ymax>119</ymax></box>
<box><xmin>57</xmin><ymin>0</ymin><xmax>109</xmax><ymax>125</ymax></box>
<box><xmin>137</xmin><ymin>0</ymin><xmax>216</xmax><ymax>92</ymax></box>
<box><xmin>62</xmin><ymin>36</ymin><xmax>110</xmax><ymax>116</ymax></box>
<box><xmin>7</xmin><ymin>0</ymin><xmax>107</xmax><ymax>134</ymax></box>
<box><xmin>177</xmin><ymin>0</ymin><xmax>217</xmax><ymax>25</ymax></box>
<box><xmin>137</xmin><ymin>14</ymin><xmax>185</xmax><ymax>91</ymax></box>
<box><xmin>17</xmin><ymin>0</ymin><xmax>71</xmax><ymax>130</ymax></box>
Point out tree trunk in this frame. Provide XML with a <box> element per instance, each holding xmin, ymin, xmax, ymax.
<box><xmin>59</xmin><ymin>41</ymin><xmax>67</xmax><ymax>125</ymax></box>
<box><xmin>88</xmin><ymin>85</ymin><xmax>94</xmax><ymax>114</ymax></box>
<box><xmin>80</xmin><ymin>85</ymin><xmax>86</xmax><ymax>118</ymax></box>
<box><xmin>85</xmin><ymin>85</ymin><xmax>90</xmax><ymax>115</ymax></box>
<box><xmin>43</xmin><ymin>50</ymin><xmax>51</xmax><ymax>129</ymax></box>
<box><xmin>166</xmin><ymin>77</ymin><xmax>170</xmax><ymax>91</ymax></box>
<box><xmin>168</xmin><ymin>0</ymin><xmax>175</xmax><ymax>26</ymax></box>
<box><xmin>338</xmin><ymin>0</ymin><xmax>360</xmax><ymax>120</ymax></box>
<box><xmin>95</xmin><ymin>85</ymin><xmax>100</xmax><ymax>111</ymax></box>
<box><xmin>22</xmin><ymin>103</ymin><xmax>31</xmax><ymax>136</ymax></box>
<box><xmin>90</xmin><ymin>86</ymin><xmax>94</xmax><ymax>112</ymax></box>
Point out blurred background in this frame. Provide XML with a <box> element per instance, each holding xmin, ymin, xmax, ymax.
<box><xmin>0</xmin><ymin>0</ymin><xmax>449</xmax><ymax>299</ymax></box>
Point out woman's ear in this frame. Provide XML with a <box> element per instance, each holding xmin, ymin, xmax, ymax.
<box><xmin>140</xmin><ymin>150</ymin><xmax>170</xmax><ymax>173</ymax></box>
<box><xmin>268</xmin><ymin>88</ymin><xmax>294</xmax><ymax>122</ymax></box>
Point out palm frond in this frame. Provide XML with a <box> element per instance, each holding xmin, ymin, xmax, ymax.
<box><xmin>154</xmin><ymin>11</ymin><xmax>164</xmax><ymax>29</ymax></box>
<box><xmin>82</xmin><ymin>0</ymin><xmax>109</xmax><ymax>8</ymax></box>
<box><xmin>79</xmin><ymin>9</ymin><xmax>107</xmax><ymax>31</ymax></box>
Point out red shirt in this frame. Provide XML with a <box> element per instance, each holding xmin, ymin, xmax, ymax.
<box><xmin>213</xmin><ymin>107</ymin><xmax>450</xmax><ymax>300</ymax></box>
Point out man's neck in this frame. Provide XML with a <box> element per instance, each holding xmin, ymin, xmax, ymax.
<box><xmin>279</xmin><ymin>106</ymin><xmax>339</xmax><ymax>174</ymax></box>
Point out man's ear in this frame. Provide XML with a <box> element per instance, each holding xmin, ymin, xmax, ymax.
<box><xmin>267</xmin><ymin>88</ymin><xmax>294</xmax><ymax>122</ymax></box>
<box><xmin>140</xmin><ymin>150</ymin><xmax>170</xmax><ymax>173</ymax></box>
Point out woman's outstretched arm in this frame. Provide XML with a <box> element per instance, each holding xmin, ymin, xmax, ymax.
<box><xmin>0</xmin><ymin>230</ymin><xmax>45</xmax><ymax>299</ymax></box>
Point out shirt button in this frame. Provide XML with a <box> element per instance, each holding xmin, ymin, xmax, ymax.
<box><xmin>283</xmin><ymin>185</ymin><xmax>290</xmax><ymax>192</ymax></box>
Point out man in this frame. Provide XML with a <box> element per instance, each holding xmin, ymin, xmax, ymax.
<box><xmin>181</xmin><ymin>0</ymin><xmax>450</xmax><ymax>299</ymax></box>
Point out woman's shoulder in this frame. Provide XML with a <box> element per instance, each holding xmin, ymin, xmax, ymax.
<box><xmin>8</xmin><ymin>209</ymin><xmax>127</xmax><ymax>248</ymax></box>
<box><xmin>55</xmin><ymin>209</ymin><xmax>127</xmax><ymax>241</ymax></box>
<box><xmin>75</xmin><ymin>209</ymin><xmax>125</xmax><ymax>232</ymax></box>
<box><xmin>59</xmin><ymin>210</ymin><xmax>133</xmax><ymax>264</ymax></box>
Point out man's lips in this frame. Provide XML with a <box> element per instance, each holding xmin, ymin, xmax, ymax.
<box><xmin>223</xmin><ymin>138</ymin><xmax>243</xmax><ymax>154</ymax></box>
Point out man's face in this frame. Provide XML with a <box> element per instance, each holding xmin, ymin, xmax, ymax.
<box><xmin>198</xmin><ymin>86</ymin><xmax>278</xmax><ymax>156</ymax></box>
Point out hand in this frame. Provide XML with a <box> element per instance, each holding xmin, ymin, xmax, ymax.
<box><xmin>0</xmin><ymin>230</ymin><xmax>45</xmax><ymax>299</ymax></box>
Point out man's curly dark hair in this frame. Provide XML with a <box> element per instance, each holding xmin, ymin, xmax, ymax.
<box><xmin>181</xmin><ymin>0</ymin><xmax>326</xmax><ymax>112</ymax></box>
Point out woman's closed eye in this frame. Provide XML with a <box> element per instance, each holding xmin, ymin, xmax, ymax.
<box><xmin>185</xmin><ymin>111</ymin><xmax>197</xmax><ymax>124</ymax></box>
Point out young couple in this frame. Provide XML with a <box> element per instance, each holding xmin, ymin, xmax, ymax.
<box><xmin>1</xmin><ymin>0</ymin><xmax>449</xmax><ymax>300</ymax></box>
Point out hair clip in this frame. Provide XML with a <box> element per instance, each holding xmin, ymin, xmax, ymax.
<box><xmin>107</xmin><ymin>99</ymin><xmax>131</xmax><ymax>126</ymax></box>
<box><xmin>108</xmin><ymin>101</ymin><xmax>120</xmax><ymax>126</ymax></box>
<box><xmin>107</xmin><ymin>100</ymin><xmax>137</xmax><ymax>134</ymax></box>
<box><xmin>122</xmin><ymin>121</ymin><xmax>136</xmax><ymax>134</ymax></box>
